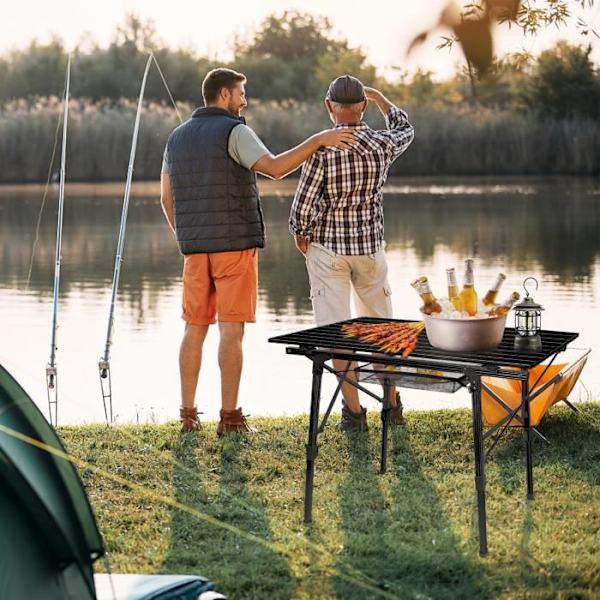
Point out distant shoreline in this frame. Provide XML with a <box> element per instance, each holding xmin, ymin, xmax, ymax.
<box><xmin>1</xmin><ymin>174</ymin><xmax>598</xmax><ymax>197</ymax></box>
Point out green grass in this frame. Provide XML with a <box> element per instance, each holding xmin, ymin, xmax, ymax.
<box><xmin>59</xmin><ymin>404</ymin><xmax>600</xmax><ymax>599</ymax></box>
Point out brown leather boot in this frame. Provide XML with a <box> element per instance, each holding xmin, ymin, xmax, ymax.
<box><xmin>180</xmin><ymin>406</ymin><xmax>201</xmax><ymax>433</ymax></box>
<box><xmin>390</xmin><ymin>392</ymin><xmax>405</xmax><ymax>427</ymax></box>
<box><xmin>217</xmin><ymin>407</ymin><xmax>257</xmax><ymax>437</ymax></box>
<box><xmin>339</xmin><ymin>404</ymin><xmax>368</xmax><ymax>432</ymax></box>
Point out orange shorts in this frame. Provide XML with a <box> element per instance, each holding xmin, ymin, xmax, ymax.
<box><xmin>181</xmin><ymin>249</ymin><xmax>258</xmax><ymax>325</ymax></box>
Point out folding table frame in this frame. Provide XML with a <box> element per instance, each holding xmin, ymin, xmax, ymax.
<box><xmin>269</xmin><ymin>317</ymin><xmax>579</xmax><ymax>556</ymax></box>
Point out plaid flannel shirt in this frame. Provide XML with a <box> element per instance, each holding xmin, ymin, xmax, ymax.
<box><xmin>289</xmin><ymin>107</ymin><xmax>414</xmax><ymax>255</ymax></box>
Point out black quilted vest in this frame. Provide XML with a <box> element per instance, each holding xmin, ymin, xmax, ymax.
<box><xmin>166</xmin><ymin>107</ymin><xmax>265</xmax><ymax>254</ymax></box>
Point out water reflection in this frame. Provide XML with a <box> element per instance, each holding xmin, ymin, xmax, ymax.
<box><xmin>2</xmin><ymin>178</ymin><xmax>598</xmax><ymax>309</ymax></box>
<box><xmin>0</xmin><ymin>177</ymin><xmax>598</xmax><ymax>424</ymax></box>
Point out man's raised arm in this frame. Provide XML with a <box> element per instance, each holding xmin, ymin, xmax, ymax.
<box><xmin>364</xmin><ymin>86</ymin><xmax>414</xmax><ymax>158</ymax></box>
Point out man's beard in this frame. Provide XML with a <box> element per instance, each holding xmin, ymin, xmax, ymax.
<box><xmin>228</xmin><ymin>101</ymin><xmax>241</xmax><ymax>116</ymax></box>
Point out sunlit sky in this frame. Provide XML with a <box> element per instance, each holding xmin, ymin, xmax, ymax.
<box><xmin>4</xmin><ymin>0</ymin><xmax>600</xmax><ymax>79</ymax></box>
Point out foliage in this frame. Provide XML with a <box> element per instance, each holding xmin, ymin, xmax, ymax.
<box><xmin>0</xmin><ymin>15</ymin><xmax>215</xmax><ymax>104</ymax></box>
<box><xmin>233</xmin><ymin>11</ymin><xmax>377</xmax><ymax>101</ymax></box>
<box><xmin>1</xmin><ymin>12</ymin><xmax>599</xmax><ymax>180</ymax></box>
<box><xmin>0</xmin><ymin>39</ymin><xmax>67</xmax><ymax>99</ymax></box>
<box><xmin>1</xmin><ymin>97</ymin><xmax>599</xmax><ymax>183</ymax></box>
<box><xmin>234</xmin><ymin>11</ymin><xmax>336</xmax><ymax>61</ymax></box>
<box><xmin>0</xmin><ymin>12</ymin><xmax>380</xmax><ymax>104</ymax></box>
<box><xmin>59</xmin><ymin>404</ymin><xmax>600</xmax><ymax>599</ymax></box>
<box><xmin>0</xmin><ymin>10</ymin><xmax>598</xmax><ymax>110</ymax></box>
<box><xmin>412</xmin><ymin>0</ymin><xmax>597</xmax><ymax>78</ymax></box>
<box><xmin>520</xmin><ymin>41</ymin><xmax>600</xmax><ymax>119</ymax></box>
<box><xmin>314</xmin><ymin>47</ymin><xmax>378</xmax><ymax>96</ymax></box>
<box><xmin>0</xmin><ymin>97</ymin><xmax>180</xmax><ymax>183</ymax></box>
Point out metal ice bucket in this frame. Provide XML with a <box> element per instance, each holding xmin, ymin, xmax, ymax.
<box><xmin>421</xmin><ymin>309</ymin><xmax>507</xmax><ymax>352</ymax></box>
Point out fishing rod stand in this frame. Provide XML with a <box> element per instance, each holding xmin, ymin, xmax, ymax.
<box><xmin>46</xmin><ymin>365</ymin><xmax>58</xmax><ymax>427</ymax></box>
<box><xmin>98</xmin><ymin>359</ymin><xmax>113</xmax><ymax>424</ymax></box>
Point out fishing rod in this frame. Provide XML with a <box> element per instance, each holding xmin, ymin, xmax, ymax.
<box><xmin>99</xmin><ymin>54</ymin><xmax>153</xmax><ymax>423</ymax></box>
<box><xmin>46</xmin><ymin>53</ymin><xmax>72</xmax><ymax>428</ymax></box>
<box><xmin>150</xmin><ymin>52</ymin><xmax>184</xmax><ymax>125</ymax></box>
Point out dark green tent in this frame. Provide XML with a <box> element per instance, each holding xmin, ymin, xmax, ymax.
<box><xmin>0</xmin><ymin>364</ymin><xmax>224</xmax><ymax>600</ymax></box>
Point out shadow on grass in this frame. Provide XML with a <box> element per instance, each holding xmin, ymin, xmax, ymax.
<box><xmin>335</xmin><ymin>425</ymin><xmax>491</xmax><ymax>600</ymax></box>
<box><xmin>490</xmin><ymin>403</ymin><xmax>600</xmax><ymax>494</ymax></box>
<box><xmin>480</xmin><ymin>404</ymin><xmax>600</xmax><ymax>593</ymax></box>
<box><xmin>161</xmin><ymin>433</ymin><xmax>293</xmax><ymax>599</ymax></box>
<box><xmin>491</xmin><ymin>401</ymin><xmax>600</xmax><ymax>467</ymax></box>
<box><xmin>533</xmin><ymin>404</ymin><xmax>600</xmax><ymax>481</ymax></box>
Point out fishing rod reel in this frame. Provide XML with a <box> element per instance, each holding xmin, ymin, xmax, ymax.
<box><xmin>99</xmin><ymin>359</ymin><xmax>109</xmax><ymax>379</ymax></box>
<box><xmin>98</xmin><ymin>359</ymin><xmax>113</xmax><ymax>423</ymax></box>
<box><xmin>46</xmin><ymin>365</ymin><xmax>57</xmax><ymax>389</ymax></box>
<box><xmin>46</xmin><ymin>364</ymin><xmax>58</xmax><ymax>426</ymax></box>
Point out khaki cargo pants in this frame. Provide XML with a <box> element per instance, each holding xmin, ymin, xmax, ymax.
<box><xmin>305</xmin><ymin>243</ymin><xmax>393</xmax><ymax>326</ymax></box>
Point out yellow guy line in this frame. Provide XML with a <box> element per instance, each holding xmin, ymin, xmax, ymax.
<box><xmin>111</xmin><ymin>425</ymin><xmax>386</xmax><ymax>590</ymax></box>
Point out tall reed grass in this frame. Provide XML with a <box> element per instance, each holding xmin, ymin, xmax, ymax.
<box><xmin>0</xmin><ymin>98</ymin><xmax>598</xmax><ymax>183</ymax></box>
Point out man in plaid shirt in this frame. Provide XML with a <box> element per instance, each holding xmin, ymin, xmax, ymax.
<box><xmin>289</xmin><ymin>75</ymin><xmax>414</xmax><ymax>431</ymax></box>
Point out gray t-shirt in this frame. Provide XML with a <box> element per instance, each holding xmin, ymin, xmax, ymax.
<box><xmin>161</xmin><ymin>124</ymin><xmax>270</xmax><ymax>174</ymax></box>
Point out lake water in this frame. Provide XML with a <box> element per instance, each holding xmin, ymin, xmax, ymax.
<box><xmin>1</xmin><ymin>177</ymin><xmax>598</xmax><ymax>425</ymax></box>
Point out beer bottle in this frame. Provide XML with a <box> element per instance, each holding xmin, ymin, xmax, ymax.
<box><xmin>483</xmin><ymin>273</ymin><xmax>507</xmax><ymax>306</ymax></box>
<box><xmin>459</xmin><ymin>259</ymin><xmax>478</xmax><ymax>316</ymax></box>
<box><xmin>488</xmin><ymin>292</ymin><xmax>520</xmax><ymax>316</ymax></box>
<box><xmin>411</xmin><ymin>276</ymin><xmax>442</xmax><ymax>315</ymax></box>
<box><xmin>446</xmin><ymin>268</ymin><xmax>462</xmax><ymax>311</ymax></box>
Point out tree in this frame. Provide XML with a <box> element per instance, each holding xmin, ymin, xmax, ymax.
<box><xmin>0</xmin><ymin>39</ymin><xmax>67</xmax><ymax>100</ymax></box>
<box><xmin>0</xmin><ymin>58</ymin><xmax>10</xmax><ymax>101</ymax></box>
<box><xmin>521</xmin><ymin>41</ymin><xmax>600</xmax><ymax>118</ymax></box>
<box><xmin>114</xmin><ymin>14</ymin><xmax>160</xmax><ymax>52</ymax></box>
<box><xmin>233</xmin><ymin>11</ymin><xmax>377</xmax><ymax>101</ymax></box>
<box><xmin>235</xmin><ymin>11</ymin><xmax>338</xmax><ymax>62</ymax></box>
<box><xmin>315</xmin><ymin>47</ymin><xmax>377</xmax><ymax>94</ymax></box>
<box><xmin>70</xmin><ymin>15</ymin><xmax>211</xmax><ymax>102</ymax></box>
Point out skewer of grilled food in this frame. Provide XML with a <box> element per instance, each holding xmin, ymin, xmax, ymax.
<box><xmin>341</xmin><ymin>321</ymin><xmax>425</xmax><ymax>357</ymax></box>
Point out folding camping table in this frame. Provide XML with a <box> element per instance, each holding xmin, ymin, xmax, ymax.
<box><xmin>269</xmin><ymin>317</ymin><xmax>579</xmax><ymax>556</ymax></box>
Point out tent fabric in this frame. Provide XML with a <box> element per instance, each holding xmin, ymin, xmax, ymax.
<box><xmin>482</xmin><ymin>353</ymin><xmax>588</xmax><ymax>427</ymax></box>
<box><xmin>0</xmin><ymin>362</ymin><xmax>225</xmax><ymax>599</ymax></box>
<box><xmin>0</xmin><ymin>363</ymin><xmax>104</xmax><ymax>599</ymax></box>
<box><xmin>0</xmin><ymin>481</ymin><xmax>93</xmax><ymax>600</ymax></box>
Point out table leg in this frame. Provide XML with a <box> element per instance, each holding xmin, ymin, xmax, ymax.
<box><xmin>380</xmin><ymin>377</ymin><xmax>391</xmax><ymax>474</ymax></box>
<box><xmin>470</xmin><ymin>374</ymin><xmax>488</xmax><ymax>556</ymax></box>
<box><xmin>522</xmin><ymin>376</ymin><xmax>534</xmax><ymax>499</ymax></box>
<box><xmin>304</xmin><ymin>357</ymin><xmax>324</xmax><ymax>525</ymax></box>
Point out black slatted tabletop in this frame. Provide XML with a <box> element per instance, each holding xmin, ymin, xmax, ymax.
<box><xmin>269</xmin><ymin>317</ymin><xmax>578</xmax><ymax>370</ymax></box>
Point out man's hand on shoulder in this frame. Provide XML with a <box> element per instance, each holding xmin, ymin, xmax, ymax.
<box><xmin>316</xmin><ymin>129</ymin><xmax>357</xmax><ymax>150</ymax></box>
<box><xmin>251</xmin><ymin>127</ymin><xmax>355</xmax><ymax>180</ymax></box>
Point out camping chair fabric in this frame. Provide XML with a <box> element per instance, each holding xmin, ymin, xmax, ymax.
<box><xmin>481</xmin><ymin>352</ymin><xmax>589</xmax><ymax>427</ymax></box>
<box><xmin>554</xmin><ymin>356</ymin><xmax>588</xmax><ymax>406</ymax></box>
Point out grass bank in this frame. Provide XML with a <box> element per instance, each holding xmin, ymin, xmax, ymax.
<box><xmin>2</xmin><ymin>98</ymin><xmax>599</xmax><ymax>183</ymax></box>
<box><xmin>60</xmin><ymin>404</ymin><xmax>600</xmax><ymax>599</ymax></box>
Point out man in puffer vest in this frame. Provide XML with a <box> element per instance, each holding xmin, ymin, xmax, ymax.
<box><xmin>161</xmin><ymin>68</ymin><xmax>356</xmax><ymax>435</ymax></box>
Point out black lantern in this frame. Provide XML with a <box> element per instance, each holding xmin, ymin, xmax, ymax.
<box><xmin>513</xmin><ymin>277</ymin><xmax>544</xmax><ymax>351</ymax></box>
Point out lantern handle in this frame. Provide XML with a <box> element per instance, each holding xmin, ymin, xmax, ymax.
<box><xmin>523</xmin><ymin>277</ymin><xmax>538</xmax><ymax>298</ymax></box>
